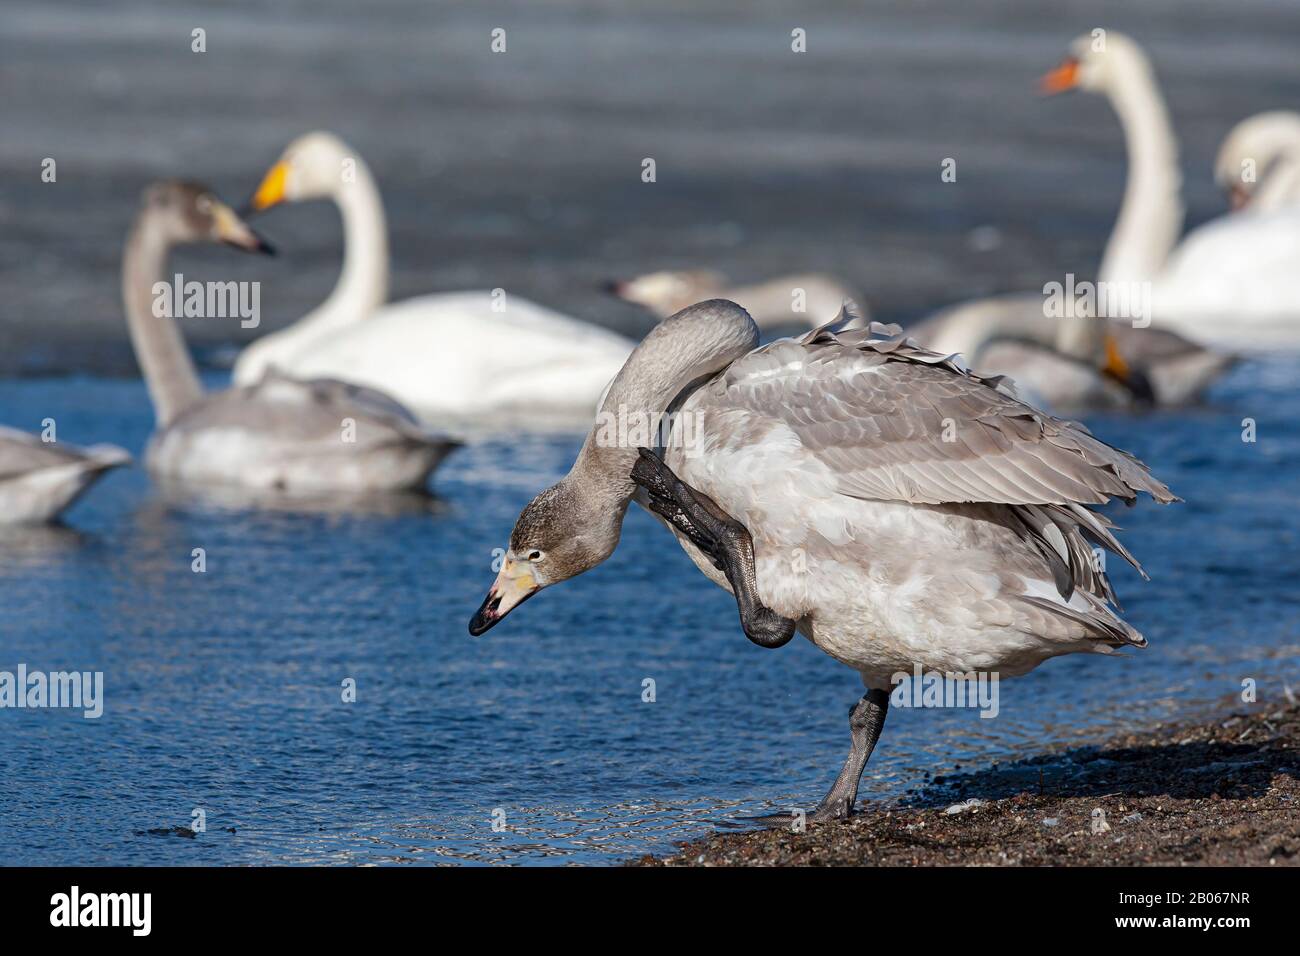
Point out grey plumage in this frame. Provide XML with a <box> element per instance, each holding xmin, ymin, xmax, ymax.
<box><xmin>122</xmin><ymin>181</ymin><xmax>458</xmax><ymax>495</ymax></box>
<box><xmin>0</xmin><ymin>426</ymin><xmax>130</xmax><ymax>524</ymax></box>
<box><xmin>680</xmin><ymin>306</ymin><xmax>1176</xmax><ymax>652</ymax></box>
<box><xmin>738</xmin><ymin>316</ymin><xmax>1175</xmax><ymax>507</ymax></box>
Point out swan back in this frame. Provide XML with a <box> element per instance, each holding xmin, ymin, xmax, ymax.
<box><xmin>150</xmin><ymin>372</ymin><xmax>457</xmax><ymax>492</ymax></box>
<box><xmin>0</xmin><ymin>427</ymin><xmax>131</xmax><ymax>524</ymax></box>
<box><xmin>613</xmin><ymin>269</ymin><xmax>866</xmax><ymax>329</ymax></box>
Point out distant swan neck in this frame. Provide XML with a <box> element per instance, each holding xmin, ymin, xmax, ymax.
<box><xmin>1098</xmin><ymin>51</ymin><xmax>1184</xmax><ymax>290</ymax></box>
<box><xmin>1256</xmin><ymin>156</ymin><xmax>1300</xmax><ymax>213</ymax></box>
<box><xmin>322</xmin><ymin>155</ymin><xmax>389</xmax><ymax>327</ymax></box>
<box><xmin>121</xmin><ymin>216</ymin><xmax>203</xmax><ymax>427</ymax></box>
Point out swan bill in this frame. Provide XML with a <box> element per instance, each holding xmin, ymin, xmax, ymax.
<box><xmin>213</xmin><ymin>202</ymin><xmax>276</xmax><ymax>255</ymax></box>
<box><xmin>248</xmin><ymin>161</ymin><xmax>290</xmax><ymax>213</ymax></box>
<box><xmin>468</xmin><ymin>559</ymin><xmax>541</xmax><ymax>636</ymax></box>
<box><xmin>1040</xmin><ymin>57</ymin><xmax>1079</xmax><ymax>94</ymax></box>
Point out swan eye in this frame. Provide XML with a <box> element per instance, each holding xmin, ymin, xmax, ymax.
<box><xmin>527</xmin><ymin>550</ymin><xmax>544</xmax><ymax>562</ymax></box>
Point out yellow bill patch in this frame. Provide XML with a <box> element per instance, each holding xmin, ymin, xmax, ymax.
<box><xmin>1104</xmin><ymin>333</ymin><xmax>1130</xmax><ymax>380</ymax></box>
<box><xmin>251</xmin><ymin>161</ymin><xmax>289</xmax><ymax>211</ymax></box>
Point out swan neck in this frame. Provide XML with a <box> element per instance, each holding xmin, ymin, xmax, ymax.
<box><xmin>1054</xmin><ymin>312</ymin><xmax>1105</xmax><ymax>359</ymax></box>
<box><xmin>121</xmin><ymin>216</ymin><xmax>204</xmax><ymax>427</ymax></box>
<box><xmin>1098</xmin><ymin>56</ymin><xmax>1184</xmax><ymax>289</ymax></box>
<box><xmin>322</xmin><ymin>156</ymin><xmax>389</xmax><ymax>327</ymax></box>
<box><xmin>1256</xmin><ymin>156</ymin><xmax>1300</xmax><ymax>213</ymax></box>
<box><xmin>571</xmin><ymin>301</ymin><xmax>760</xmax><ymax>503</ymax></box>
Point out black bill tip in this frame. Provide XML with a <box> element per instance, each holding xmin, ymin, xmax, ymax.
<box><xmin>468</xmin><ymin>591</ymin><xmax>502</xmax><ymax>637</ymax></box>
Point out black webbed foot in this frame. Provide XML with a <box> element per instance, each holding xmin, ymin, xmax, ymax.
<box><xmin>631</xmin><ymin>448</ymin><xmax>796</xmax><ymax>649</ymax></box>
<box><xmin>631</xmin><ymin>449</ymin><xmax>726</xmax><ymax>569</ymax></box>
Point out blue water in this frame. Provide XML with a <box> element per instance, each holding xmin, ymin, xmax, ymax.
<box><xmin>0</xmin><ymin>363</ymin><xmax>1297</xmax><ymax>866</ymax></box>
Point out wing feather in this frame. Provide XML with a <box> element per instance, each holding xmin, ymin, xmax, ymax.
<box><xmin>706</xmin><ymin>315</ymin><xmax>1176</xmax><ymax>626</ymax></box>
<box><xmin>721</xmin><ymin>320</ymin><xmax>1177</xmax><ymax>509</ymax></box>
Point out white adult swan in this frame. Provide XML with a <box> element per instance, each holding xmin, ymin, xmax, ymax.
<box><xmin>1214</xmin><ymin>111</ymin><xmax>1300</xmax><ymax>213</ymax></box>
<box><xmin>0</xmin><ymin>427</ymin><xmax>129</xmax><ymax>524</ymax></box>
<box><xmin>233</xmin><ymin>132</ymin><xmax>640</xmax><ymax>426</ymax></box>
<box><xmin>1043</xmin><ymin>32</ymin><xmax>1300</xmax><ymax>350</ymax></box>
<box><xmin>124</xmin><ymin>181</ymin><xmax>457</xmax><ymax>494</ymax></box>
<box><xmin>908</xmin><ymin>32</ymin><xmax>1246</xmax><ymax>408</ymax></box>
<box><xmin>469</xmin><ymin>300</ymin><xmax>1174</xmax><ymax>821</ymax></box>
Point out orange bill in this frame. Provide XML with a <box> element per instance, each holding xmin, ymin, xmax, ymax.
<box><xmin>249</xmin><ymin>161</ymin><xmax>289</xmax><ymax>212</ymax></box>
<box><xmin>1040</xmin><ymin>57</ymin><xmax>1079</xmax><ymax>95</ymax></box>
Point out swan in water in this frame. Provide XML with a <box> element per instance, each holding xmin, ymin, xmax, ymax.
<box><xmin>124</xmin><ymin>180</ymin><xmax>457</xmax><ymax>493</ymax></box>
<box><xmin>608</xmin><ymin>269</ymin><xmax>867</xmax><ymax>329</ymax></box>
<box><xmin>1042</xmin><ymin>32</ymin><xmax>1300</xmax><ymax>350</ymax></box>
<box><xmin>1215</xmin><ymin>111</ymin><xmax>1300</xmax><ymax>213</ymax></box>
<box><xmin>469</xmin><ymin>300</ymin><xmax>1174</xmax><ymax>821</ymax></box>
<box><xmin>236</xmin><ymin>133</ymin><xmax>852</xmax><ymax>427</ymax></box>
<box><xmin>910</xmin><ymin>293</ymin><xmax>1232</xmax><ymax>411</ymax></box>
<box><xmin>909</xmin><ymin>32</ymin><xmax>1244</xmax><ymax>408</ymax></box>
<box><xmin>0</xmin><ymin>427</ymin><xmax>129</xmax><ymax>524</ymax></box>
<box><xmin>233</xmin><ymin>132</ymin><xmax>640</xmax><ymax>426</ymax></box>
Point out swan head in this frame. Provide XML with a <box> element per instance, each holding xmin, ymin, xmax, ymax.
<box><xmin>605</xmin><ymin>270</ymin><xmax>728</xmax><ymax>318</ymax></box>
<box><xmin>1041</xmin><ymin>31</ymin><xmax>1147</xmax><ymax>97</ymax></box>
<box><xmin>247</xmin><ymin>131</ymin><xmax>356</xmax><ymax>212</ymax></box>
<box><xmin>139</xmin><ymin>180</ymin><xmax>275</xmax><ymax>254</ymax></box>
<box><xmin>1214</xmin><ymin>112</ymin><xmax>1300</xmax><ymax>212</ymax></box>
<box><xmin>469</xmin><ymin>479</ymin><xmax>623</xmax><ymax>636</ymax></box>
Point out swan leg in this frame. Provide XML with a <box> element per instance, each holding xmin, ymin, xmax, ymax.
<box><xmin>741</xmin><ymin>690</ymin><xmax>890</xmax><ymax>828</ymax></box>
<box><xmin>809</xmin><ymin>689</ymin><xmax>890</xmax><ymax>822</ymax></box>
<box><xmin>631</xmin><ymin>447</ymin><xmax>795</xmax><ymax>649</ymax></box>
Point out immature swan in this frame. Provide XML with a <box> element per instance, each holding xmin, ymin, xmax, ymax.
<box><xmin>469</xmin><ymin>300</ymin><xmax>1175</xmax><ymax>821</ymax></box>
<box><xmin>0</xmin><ymin>427</ymin><xmax>130</xmax><ymax>524</ymax></box>
<box><xmin>124</xmin><ymin>181</ymin><xmax>457</xmax><ymax>493</ymax></box>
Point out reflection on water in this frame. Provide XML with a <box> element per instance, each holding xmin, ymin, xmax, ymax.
<box><xmin>148</xmin><ymin>477</ymin><xmax>450</xmax><ymax>519</ymax></box>
<box><xmin>0</xmin><ymin>363</ymin><xmax>1297</xmax><ymax>865</ymax></box>
<box><xmin>0</xmin><ymin>524</ymin><xmax>90</xmax><ymax>571</ymax></box>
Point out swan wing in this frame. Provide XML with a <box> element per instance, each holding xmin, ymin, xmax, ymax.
<box><xmin>675</xmin><ymin>319</ymin><xmax>1168</xmax><ymax>650</ymax></box>
<box><xmin>710</xmin><ymin>323</ymin><xmax>1176</xmax><ymax>510</ymax></box>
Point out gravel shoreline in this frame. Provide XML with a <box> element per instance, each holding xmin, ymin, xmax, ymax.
<box><xmin>636</xmin><ymin>700</ymin><xmax>1300</xmax><ymax>866</ymax></box>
